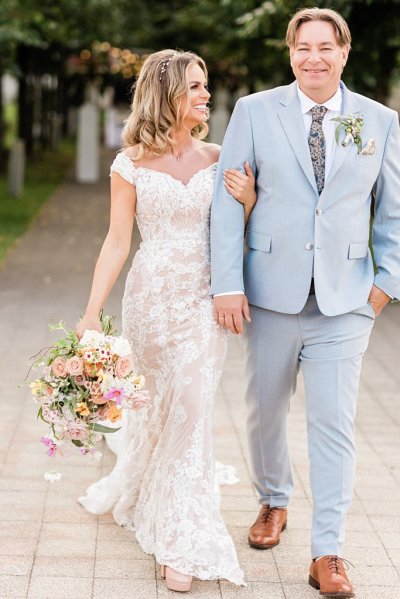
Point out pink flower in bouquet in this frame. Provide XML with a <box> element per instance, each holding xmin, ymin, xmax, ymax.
<box><xmin>51</xmin><ymin>357</ymin><xmax>67</xmax><ymax>378</ymax></box>
<box><xmin>74</xmin><ymin>375</ymin><xmax>85</xmax><ymax>386</ymax></box>
<box><xmin>63</xmin><ymin>420</ymin><xmax>89</xmax><ymax>440</ymax></box>
<box><xmin>97</xmin><ymin>404</ymin><xmax>111</xmax><ymax>420</ymax></box>
<box><xmin>115</xmin><ymin>355</ymin><xmax>133</xmax><ymax>378</ymax></box>
<box><xmin>65</xmin><ymin>356</ymin><xmax>83</xmax><ymax>376</ymax></box>
<box><xmin>85</xmin><ymin>380</ymin><xmax>107</xmax><ymax>404</ymax></box>
<box><xmin>82</xmin><ymin>349</ymin><xmax>95</xmax><ymax>363</ymax></box>
<box><xmin>104</xmin><ymin>387</ymin><xmax>128</xmax><ymax>407</ymax></box>
<box><xmin>90</xmin><ymin>394</ymin><xmax>108</xmax><ymax>405</ymax></box>
<box><xmin>128</xmin><ymin>389</ymin><xmax>151</xmax><ymax>410</ymax></box>
<box><xmin>79</xmin><ymin>447</ymin><xmax>102</xmax><ymax>459</ymax></box>
<box><xmin>41</xmin><ymin>404</ymin><xmax>59</xmax><ymax>423</ymax></box>
<box><xmin>41</xmin><ymin>436</ymin><xmax>58</xmax><ymax>457</ymax></box>
<box><xmin>99</xmin><ymin>348</ymin><xmax>112</xmax><ymax>363</ymax></box>
<box><xmin>90</xmin><ymin>380</ymin><xmax>103</xmax><ymax>395</ymax></box>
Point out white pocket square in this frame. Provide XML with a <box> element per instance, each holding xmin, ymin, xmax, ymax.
<box><xmin>360</xmin><ymin>138</ymin><xmax>376</xmax><ymax>155</ymax></box>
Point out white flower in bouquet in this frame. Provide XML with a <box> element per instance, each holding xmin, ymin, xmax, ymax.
<box><xmin>44</xmin><ymin>471</ymin><xmax>62</xmax><ymax>482</ymax></box>
<box><xmin>101</xmin><ymin>372</ymin><xmax>116</xmax><ymax>394</ymax></box>
<box><xmin>79</xmin><ymin>329</ymin><xmax>105</xmax><ymax>347</ymax></box>
<box><xmin>110</xmin><ymin>336</ymin><xmax>132</xmax><ymax>357</ymax></box>
<box><xmin>131</xmin><ymin>374</ymin><xmax>146</xmax><ymax>390</ymax></box>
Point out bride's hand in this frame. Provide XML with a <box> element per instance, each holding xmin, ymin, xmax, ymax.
<box><xmin>223</xmin><ymin>162</ymin><xmax>256</xmax><ymax>209</ymax></box>
<box><xmin>76</xmin><ymin>312</ymin><xmax>102</xmax><ymax>340</ymax></box>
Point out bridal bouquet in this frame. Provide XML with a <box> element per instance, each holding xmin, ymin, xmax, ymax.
<box><xmin>29</xmin><ymin>315</ymin><xmax>149</xmax><ymax>480</ymax></box>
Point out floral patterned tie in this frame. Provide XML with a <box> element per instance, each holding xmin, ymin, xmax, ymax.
<box><xmin>308</xmin><ymin>105</ymin><xmax>328</xmax><ymax>194</ymax></box>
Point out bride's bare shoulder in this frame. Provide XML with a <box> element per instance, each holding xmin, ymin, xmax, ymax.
<box><xmin>121</xmin><ymin>145</ymin><xmax>140</xmax><ymax>160</ymax></box>
<box><xmin>197</xmin><ymin>141</ymin><xmax>221</xmax><ymax>164</ymax></box>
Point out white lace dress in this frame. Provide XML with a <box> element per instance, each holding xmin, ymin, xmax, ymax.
<box><xmin>79</xmin><ymin>152</ymin><xmax>244</xmax><ymax>585</ymax></box>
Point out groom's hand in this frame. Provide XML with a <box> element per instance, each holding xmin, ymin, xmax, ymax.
<box><xmin>214</xmin><ymin>294</ymin><xmax>251</xmax><ymax>335</ymax></box>
<box><xmin>368</xmin><ymin>284</ymin><xmax>391</xmax><ymax>316</ymax></box>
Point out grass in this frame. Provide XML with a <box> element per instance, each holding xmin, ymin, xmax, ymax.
<box><xmin>4</xmin><ymin>102</ymin><xmax>18</xmax><ymax>149</ymax></box>
<box><xmin>0</xmin><ymin>140</ymin><xmax>75</xmax><ymax>263</ymax></box>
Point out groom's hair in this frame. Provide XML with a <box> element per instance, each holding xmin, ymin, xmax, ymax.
<box><xmin>286</xmin><ymin>7</ymin><xmax>352</xmax><ymax>48</ymax></box>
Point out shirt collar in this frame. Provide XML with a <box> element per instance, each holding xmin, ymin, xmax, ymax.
<box><xmin>296</xmin><ymin>83</ymin><xmax>342</xmax><ymax>114</ymax></box>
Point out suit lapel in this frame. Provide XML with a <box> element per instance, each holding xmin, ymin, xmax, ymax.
<box><xmin>325</xmin><ymin>82</ymin><xmax>361</xmax><ymax>187</ymax></box>
<box><xmin>277</xmin><ymin>83</ymin><xmax>318</xmax><ymax>193</ymax></box>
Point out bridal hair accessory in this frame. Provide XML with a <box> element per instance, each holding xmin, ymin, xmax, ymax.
<box><xmin>27</xmin><ymin>312</ymin><xmax>149</xmax><ymax>481</ymax></box>
<box><xmin>331</xmin><ymin>113</ymin><xmax>364</xmax><ymax>153</ymax></box>
<box><xmin>159</xmin><ymin>56</ymin><xmax>172</xmax><ymax>81</ymax></box>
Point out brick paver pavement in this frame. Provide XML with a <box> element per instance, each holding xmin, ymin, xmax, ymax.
<box><xmin>0</xmin><ymin>150</ymin><xmax>399</xmax><ymax>598</ymax></box>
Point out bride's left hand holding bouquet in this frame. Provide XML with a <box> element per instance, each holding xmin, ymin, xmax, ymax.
<box><xmin>29</xmin><ymin>313</ymin><xmax>149</xmax><ymax>481</ymax></box>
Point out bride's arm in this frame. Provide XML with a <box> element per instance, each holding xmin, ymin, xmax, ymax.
<box><xmin>76</xmin><ymin>173</ymin><xmax>137</xmax><ymax>337</ymax></box>
<box><xmin>223</xmin><ymin>162</ymin><xmax>256</xmax><ymax>226</ymax></box>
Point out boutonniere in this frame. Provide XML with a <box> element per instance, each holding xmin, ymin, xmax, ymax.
<box><xmin>331</xmin><ymin>113</ymin><xmax>364</xmax><ymax>153</ymax></box>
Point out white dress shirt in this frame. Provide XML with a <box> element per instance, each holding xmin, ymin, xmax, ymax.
<box><xmin>215</xmin><ymin>84</ymin><xmax>343</xmax><ymax>297</ymax></box>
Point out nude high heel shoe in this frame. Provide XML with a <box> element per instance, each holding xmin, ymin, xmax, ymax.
<box><xmin>160</xmin><ymin>564</ymin><xmax>192</xmax><ymax>592</ymax></box>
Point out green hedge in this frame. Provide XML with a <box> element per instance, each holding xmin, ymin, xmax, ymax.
<box><xmin>0</xmin><ymin>140</ymin><xmax>75</xmax><ymax>263</ymax></box>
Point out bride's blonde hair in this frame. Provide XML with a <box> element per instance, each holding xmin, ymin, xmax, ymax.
<box><xmin>122</xmin><ymin>49</ymin><xmax>209</xmax><ymax>159</ymax></box>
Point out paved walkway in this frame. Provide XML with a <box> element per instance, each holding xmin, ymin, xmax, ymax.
<box><xmin>0</xmin><ymin>149</ymin><xmax>399</xmax><ymax>599</ymax></box>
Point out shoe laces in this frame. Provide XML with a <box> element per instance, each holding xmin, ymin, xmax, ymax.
<box><xmin>261</xmin><ymin>506</ymin><xmax>280</xmax><ymax>524</ymax></box>
<box><xmin>325</xmin><ymin>556</ymin><xmax>354</xmax><ymax>575</ymax></box>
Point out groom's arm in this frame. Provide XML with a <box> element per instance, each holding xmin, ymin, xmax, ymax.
<box><xmin>210</xmin><ymin>98</ymin><xmax>256</xmax><ymax>334</ymax></box>
<box><xmin>370</xmin><ymin>111</ymin><xmax>400</xmax><ymax>312</ymax></box>
<box><xmin>210</xmin><ymin>98</ymin><xmax>256</xmax><ymax>295</ymax></box>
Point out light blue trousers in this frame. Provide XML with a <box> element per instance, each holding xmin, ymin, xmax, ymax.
<box><xmin>243</xmin><ymin>294</ymin><xmax>375</xmax><ymax>558</ymax></box>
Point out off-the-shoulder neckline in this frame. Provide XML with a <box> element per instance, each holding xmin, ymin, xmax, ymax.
<box><xmin>116</xmin><ymin>152</ymin><xmax>218</xmax><ymax>187</ymax></box>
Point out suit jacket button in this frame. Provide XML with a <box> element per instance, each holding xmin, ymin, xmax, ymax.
<box><xmin>316</xmin><ymin>208</ymin><xmax>322</xmax><ymax>215</ymax></box>
<box><xmin>305</xmin><ymin>242</ymin><xmax>314</xmax><ymax>250</ymax></box>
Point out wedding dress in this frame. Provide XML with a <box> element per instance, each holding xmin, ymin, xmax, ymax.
<box><xmin>79</xmin><ymin>152</ymin><xmax>245</xmax><ymax>585</ymax></box>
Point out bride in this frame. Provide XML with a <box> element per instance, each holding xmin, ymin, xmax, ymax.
<box><xmin>77</xmin><ymin>49</ymin><xmax>256</xmax><ymax>592</ymax></box>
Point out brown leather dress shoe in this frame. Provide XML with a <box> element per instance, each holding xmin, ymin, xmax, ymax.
<box><xmin>248</xmin><ymin>505</ymin><xmax>288</xmax><ymax>549</ymax></box>
<box><xmin>309</xmin><ymin>556</ymin><xmax>355</xmax><ymax>598</ymax></box>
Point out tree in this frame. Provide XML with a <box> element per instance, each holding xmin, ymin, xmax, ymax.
<box><xmin>1</xmin><ymin>0</ymin><xmax>399</xmax><ymax>160</ymax></box>
<box><xmin>225</xmin><ymin>0</ymin><xmax>400</xmax><ymax>100</ymax></box>
<box><xmin>1</xmin><ymin>0</ymin><xmax>126</xmax><ymax>156</ymax></box>
<box><xmin>0</xmin><ymin>0</ymin><xmax>43</xmax><ymax>162</ymax></box>
<box><xmin>345</xmin><ymin>0</ymin><xmax>400</xmax><ymax>102</ymax></box>
<box><xmin>112</xmin><ymin>0</ymin><xmax>400</xmax><ymax>102</ymax></box>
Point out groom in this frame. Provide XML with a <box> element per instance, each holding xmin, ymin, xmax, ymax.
<box><xmin>211</xmin><ymin>7</ymin><xmax>400</xmax><ymax>598</ymax></box>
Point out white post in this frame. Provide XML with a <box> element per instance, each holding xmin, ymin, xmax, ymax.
<box><xmin>104</xmin><ymin>106</ymin><xmax>125</xmax><ymax>149</ymax></box>
<box><xmin>76</xmin><ymin>102</ymin><xmax>100</xmax><ymax>183</ymax></box>
<box><xmin>8</xmin><ymin>138</ymin><xmax>25</xmax><ymax>198</ymax></box>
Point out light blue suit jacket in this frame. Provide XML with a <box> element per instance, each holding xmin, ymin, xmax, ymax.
<box><xmin>210</xmin><ymin>81</ymin><xmax>400</xmax><ymax>316</ymax></box>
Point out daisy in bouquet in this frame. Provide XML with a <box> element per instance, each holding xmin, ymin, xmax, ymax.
<box><xmin>29</xmin><ymin>314</ymin><xmax>149</xmax><ymax>480</ymax></box>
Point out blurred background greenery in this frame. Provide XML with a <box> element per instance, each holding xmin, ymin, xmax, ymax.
<box><xmin>2</xmin><ymin>0</ymin><xmax>400</xmax><ymax>158</ymax></box>
<box><xmin>1</xmin><ymin>0</ymin><xmax>400</xmax><ymax>259</ymax></box>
